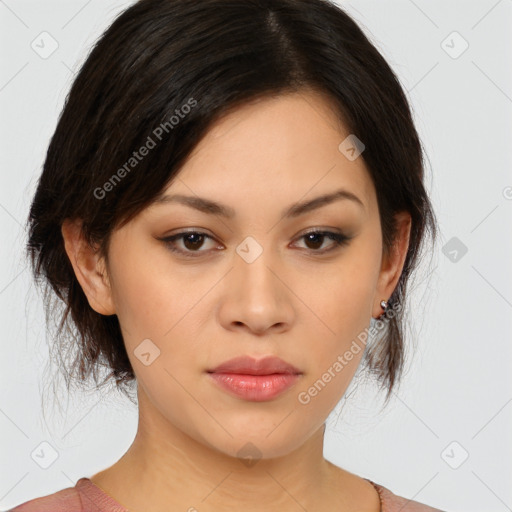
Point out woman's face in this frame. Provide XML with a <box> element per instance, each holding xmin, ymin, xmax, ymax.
<box><xmin>66</xmin><ymin>90</ymin><xmax>409</xmax><ymax>460</ymax></box>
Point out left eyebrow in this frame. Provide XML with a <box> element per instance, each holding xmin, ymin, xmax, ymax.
<box><xmin>152</xmin><ymin>187</ymin><xmax>365</xmax><ymax>219</ymax></box>
<box><xmin>284</xmin><ymin>188</ymin><xmax>365</xmax><ymax>217</ymax></box>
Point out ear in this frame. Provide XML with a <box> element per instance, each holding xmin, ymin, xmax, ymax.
<box><xmin>372</xmin><ymin>211</ymin><xmax>411</xmax><ymax>319</ymax></box>
<box><xmin>61</xmin><ymin>219</ymin><xmax>116</xmax><ymax>316</ymax></box>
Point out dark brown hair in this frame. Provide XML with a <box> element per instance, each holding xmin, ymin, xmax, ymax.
<box><xmin>26</xmin><ymin>0</ymin><xmax>437</xmax><ymax>406</ymax></box>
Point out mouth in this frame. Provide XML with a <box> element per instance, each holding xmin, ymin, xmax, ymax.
<box><xmin>207</xmin><ymin>372</ymin><xmax>301</xmax><ymax>401</ymax></box>
<box><xmin>206</xmin><ymin>355</ymin><xmax>302</xmax><ymax>402</ymax></box>
<box><xmin>207</xmin><ymin>354</ymin><xmax>301</xmax><ymax>375</ymax></box>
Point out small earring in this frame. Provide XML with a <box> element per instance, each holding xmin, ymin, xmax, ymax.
<box><xmin>380</xmin><ymin>299</ymin><xmax>388</xmax><ymax>312</ymax></box>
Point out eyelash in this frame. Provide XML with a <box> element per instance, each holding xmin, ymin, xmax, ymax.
<box><xmin>160</xmin><ymin>229</ymin><xmax>351</xmax><ymax>258</ymax></box>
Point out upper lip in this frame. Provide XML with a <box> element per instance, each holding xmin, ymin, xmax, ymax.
<box><xmin>208</xmin><ymin>355</ymin><xmax>301</xmax><ymax>375</ymax></box>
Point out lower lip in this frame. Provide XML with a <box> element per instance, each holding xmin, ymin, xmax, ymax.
<box><xmin>207</xmin><ymin>372</ymin><xmax>301</xmax><ymax>401</ymax></box>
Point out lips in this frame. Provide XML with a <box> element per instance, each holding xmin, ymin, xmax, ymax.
<box><xmin>206</xmin><ymin>355</ymin><xmax>302</xmax><ymax>402</ymax></box>
<box><xmin>207</xmin><ymin>355</ymin><xmax>301</xmax><ymax>376</ymax></box>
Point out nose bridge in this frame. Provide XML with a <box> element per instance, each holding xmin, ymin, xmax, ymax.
<box><xmin>233</xmin><ymin>234</ymin><xmax>278</xmax><ymax>292</ymax></box>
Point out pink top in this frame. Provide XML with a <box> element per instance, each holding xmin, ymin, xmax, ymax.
<box><xmin>8</xmin><ymin>477</ymin><xmax>445</xmax><ymax>511</ymax></box>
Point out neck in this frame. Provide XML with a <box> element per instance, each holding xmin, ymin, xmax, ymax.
<box><xmin>90</xmin><ymin>386</ymin><xmax>376</xmax><ymax>512</ymax></box>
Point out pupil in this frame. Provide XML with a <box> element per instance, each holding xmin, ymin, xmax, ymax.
<box><xmin>184</xmin><ymin>233</ymin><xmax>203</xmax><ymax>250</ymax></box>
<box><xmin>306</xmin><ymin>233</ymin><xmax>323</xmax><ymax>249</ymax></box>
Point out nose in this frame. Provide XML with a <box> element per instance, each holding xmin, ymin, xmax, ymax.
<box><xmin>217</xmin><ymin>239</ymin><xmax>295</xmax><ymax>335</ymax></box>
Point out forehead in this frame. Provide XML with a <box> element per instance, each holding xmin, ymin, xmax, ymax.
<box><xmin>153</xmin><ymin>90</ymin><xmax>376</xmax><ymax>219</ymax></box>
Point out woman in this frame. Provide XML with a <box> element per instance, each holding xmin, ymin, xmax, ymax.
<box><xmin>12</xmin><ymin>0</ymin><xmax>443</xmax><ymax>510</ymax></box>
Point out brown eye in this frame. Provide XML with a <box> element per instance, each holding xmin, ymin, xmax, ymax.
<box><xmin>181</xmin><ymin>233</ymin><xmax>207</xmax><ymax>251</ymax></box>
<box><xmin>303</xmin><ymin>232</ymin><xmax>325</xmax><ymax>250</ymax></box>
<box><xmin>161</xmin><ymin>231</ymin><xmax>219</xmax><ymax>257</ymax></box>
<box><xmin>159</xmin><ymin>229</ymin><xmax>351</xmax><ymax>258</ymax></box>
<box><xmin>294</xmin><ymin>230</ymin><xmax>351</xmax><ymax>253</ymax></box>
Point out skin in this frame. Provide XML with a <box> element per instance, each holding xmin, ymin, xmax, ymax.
<box><xmin>62</xmin><ymin>89</ymin><xmax>411</xmax><ymax>512</ymax></box>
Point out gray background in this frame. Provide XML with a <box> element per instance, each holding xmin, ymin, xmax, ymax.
<box><xmin>1</xmin><ymin>1</ymin><xmax>511</xmax><ymax>511</ymax></box>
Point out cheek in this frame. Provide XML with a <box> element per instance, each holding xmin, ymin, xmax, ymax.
<box><xmin>107</xmin><ymin>246</ymin><xmax>212</xmax><ymax>387</ymax></box>
<box><xmin>107</xmin><ymin>240</ymin><xmax>182</xmax><ymax>335</ymax></box>
<box><xmin>297</xmin><ymin>238</ymin><xmax>381</xmax><ymax>399</ymax></box>
<box><xmin>308</xmin><ymin>238</ymin><xmax>381</xmax><ymax>335</ymax></box>
<box><xmin>109</xmin><ymin>265</ymin><xmax>165</xmax><ymax>337</ymax></box>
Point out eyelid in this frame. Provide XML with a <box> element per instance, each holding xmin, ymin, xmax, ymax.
<box><xmin>161</xmin><ymin>230</ymin><xmax>220</xmax><ymax>254</ymax></box>
<box><xmin>158</xmin><ymin>227</ymin><xmax>352</xmax><ymax>258</ymax></box>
